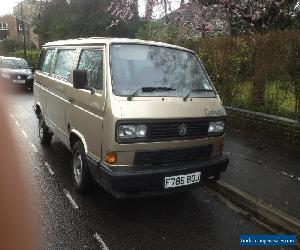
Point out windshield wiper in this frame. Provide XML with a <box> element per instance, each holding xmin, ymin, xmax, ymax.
<box><xmin>127</xmin><ymin>87</ymin><xmax>176</xmax><ymax>101</ymax></box>
<box><xmin>183</xmin><ymin>88</ymin><xmax>215</xmax><ymax>101</ymax></box>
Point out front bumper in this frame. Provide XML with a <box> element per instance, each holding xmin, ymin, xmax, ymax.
<box><xmin>89</xmin><ymin>154</ymin><xmax>229</xmax><ymax>198</ymax></box>
<box><xmin>2</xmin><ymin>78</ymin><xmax>34</xmax><ymax>89</ymax></box>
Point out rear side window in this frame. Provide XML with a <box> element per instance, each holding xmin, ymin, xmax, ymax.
<box><xmin>77</xmin><ymin>49</ymin><xmax>103</xmax><ymax>90</ymax></box>
<box><xmin>41</xmin><ymin>49</ymin><xmax>55</xmax><ymax>73</ymax></box>
<box><xmin>53</xmin><ymin>50</ymin><xmax>76</xmax><ymax>80</ymax></box>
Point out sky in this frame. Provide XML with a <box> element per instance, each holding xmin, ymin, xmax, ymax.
<box><xmin>0</xmin><ymin>0</ymin><xmax>22</xmax><ymax>16</ymax></box>
<box><xmin>138</xmin><ymin>0</ymin><xmax>181</xmax><ymax>18</ymax></box>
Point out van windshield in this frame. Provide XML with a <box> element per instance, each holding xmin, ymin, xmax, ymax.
<box><xmin>110</xmin><ymin>44</ymin><xmax>215</xmax><ymax>98</ymax></box>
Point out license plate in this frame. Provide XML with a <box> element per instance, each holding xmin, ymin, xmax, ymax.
<box><xmin>164</xmin><ymin>172</ymin><xmax>201</xmax><ymax>189</ymax></box>
<box><xmin>13</xmin><ymin>79</ymin><xmax>25</xmax><ymax>84</ymax></box>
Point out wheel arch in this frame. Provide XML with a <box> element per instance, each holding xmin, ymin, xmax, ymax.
<box><xmin>34</xmin><ymin>102</ymin><xmax>43</xmax><ymax>117</ymax></box>
<box><xmin>69</xmin><ymin>129</ymin><xmax>88</xmax><ymax>153</ymax></box>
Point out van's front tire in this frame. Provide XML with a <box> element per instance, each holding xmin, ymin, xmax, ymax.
<box><xmin>72</xmin><ymin>141</ymin><xmax>91</xmax><ymax>193</ymax></box>
<box><xmin>38</xmin><ymin>116</ymin><xmax>52</xmax><ymax>145</ymax></box>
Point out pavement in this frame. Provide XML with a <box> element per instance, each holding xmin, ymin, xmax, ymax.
<box><xmin>2</xmin><ymin>90</ymin><xmax>298</xmax><ymax>249</ymax></box>
<box><xmin>223</xmin><ymin>127</ymin><xmax>300</xmax><ymax>219</ymax></box>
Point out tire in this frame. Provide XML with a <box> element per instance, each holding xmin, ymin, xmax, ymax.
<box><xmin>38</xmin><ymin>115</ymin><xmax>52</xmax><ymax>145</ymax></box>
<box><xmin>72</xmin><ymin>141</ymin><xmax>92</xmax><ymax>193</ymax></box>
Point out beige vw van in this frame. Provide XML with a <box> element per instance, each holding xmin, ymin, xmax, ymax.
<box><xmin>34</xmin><ymin>37</ymin><xmax>229</xmax><ymax>198</ymax></box>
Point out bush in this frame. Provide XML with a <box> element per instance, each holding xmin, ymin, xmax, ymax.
<box><xmin>137</xmin><ymin>27</ymin><xmax>300</xmax><ymax>120</ymax></box>
<box><xmin>9</xmin><ymin>50</ymin><xmax>41</xmax><ymax>69</ymax></box>
<box><xmin>2</xmin><ymin>39</ymin><xmax>22</xmax><ymax>52</ymax></box>
<box><xmin>136</xmin><ymin>21</ymin><xmax>188</xmax><ymax>46</ymax></box>
<box><xmin>189</xmin><ymin>31</ymin><xmax>300</xmax><ymax>120</ymax></box>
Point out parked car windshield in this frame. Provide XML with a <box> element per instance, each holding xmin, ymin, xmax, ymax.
<box><xmin>110</xmin><ymin>44</ymin><xmax>215</xmax><ymax>98</ymax></box>
<box><xmin>0</xmin><ymin>59</ymin><xmax>29</xmax><ymax>69</ymax></box>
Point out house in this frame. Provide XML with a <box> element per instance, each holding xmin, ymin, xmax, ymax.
<box><xmin>0</xmin><ymin>14</ymin><xmax>39</xmax><ymax>55</ymax></box>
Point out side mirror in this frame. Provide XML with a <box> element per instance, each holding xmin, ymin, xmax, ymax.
<box><xmin>73</xmin><ymin>69</ymin><xmax>88</xmax><ymax>89</ymax></box>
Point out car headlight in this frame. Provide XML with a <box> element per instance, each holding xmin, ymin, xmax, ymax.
<box><xmin>1</xmin><ymin>72</ymin><xmax>10</xmax><ymax>79</ymax></box>
<box><xmin>118</xmin><ymin>124</ymin><xmax>148</xmax><ymax>140</ymax></box>
<box><xmin>27</xmin><ymin>74</ymin><xmax>33</xmax><ymax>79</ymax></box>
<box><xmin>208</xmin><ymin>121</ymin><xmax>225</xmax><ymax>133</ymax></box>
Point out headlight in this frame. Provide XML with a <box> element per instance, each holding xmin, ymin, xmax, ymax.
<box><xmin>27</xmin><ymin>74</ymin><xmax>33</xmax><ymax>79</ymax></box>
<box><xmin>118</xmin><ymin>124</ymin><xmax>148</xmax><ymax>140</ymax></box>
<box><xmin>1</xmin><ymin>72</ymin><xmax>10</xmax><ymax>79</ymax></box>
<box><xmin>208</xmin><ymin>121</ymin><xmax>225</xmax><ymax>133</ymax></box>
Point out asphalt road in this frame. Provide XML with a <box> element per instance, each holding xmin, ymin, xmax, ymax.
<box><xmin>6</xmin><ymin>91</ymin><xmax>272</xmax><ymax>250</ymax></box>
<box><xmin>223</xmin><ymin>126</ymin><xmax>300</xmax><ymax>218</ymax></box>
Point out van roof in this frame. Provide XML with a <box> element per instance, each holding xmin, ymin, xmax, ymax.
<box><xmin>43</xmin><ymin>37</ymin><xmax>193</xmax><ymax>52</ymax></box>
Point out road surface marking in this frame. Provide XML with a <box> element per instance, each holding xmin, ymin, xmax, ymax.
<box><xmin>281</xmin><ymin>171</ymin><xmax>300</xmax><ymax>182</ymax></box>
<box><xmin>94</xmin><ymin>233</ymin><xmax>109</xmax><ymax>250</ymax></box>
<box><xmin>22</xmin><ymin>130</ymin><xmax>28</xmax><ymax>138</ymax></box>
<box><xmin>45</xmin><ymin>162</ymin><xmax>54</xmax><ymax>175</ymax></box>
<box><xmin>15</xmin><ymin>120</ymin><xmax>20</xmax><ymax>126</ymax></box>
<box><xmin>63</xmin><ymin>189</ymin><xmax>79</xmax><ymax>209</ymax></box>
<box><xmin>29</xmin><ymin>142</ymin><xmax>38</xmax><ymax>152</ymax></box>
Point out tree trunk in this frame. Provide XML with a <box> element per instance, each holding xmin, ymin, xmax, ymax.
<box><xmin>145</xmin><ymin>0</ymin><xmax>154</xmax><ymax>20</ymax></box>
<box><xmin>295</xmin><ymin>81</ymin><xmax>300</xmax><ymax>120</ymax></box>
<box><xmin>163</xmin><ymin>0</ymin><xmax>168</xmax><ymax>24</ymax></box>
<box><xmin>251</xmin><ymin>69</ymin><xmax>266</xmax><ymax>107</ymax></box>
<box><xmin>223</xmin><ymin>84</ymin><xmax>234</xmax><ymax>104</ymax></box>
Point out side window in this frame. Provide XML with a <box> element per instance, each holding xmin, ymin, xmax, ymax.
<box><xmin>41</xmin><ymin>49</ymin><xmax>55</xmax><ymax>73</ymax></box>
<box><xmin>54</xmin><ymin>50</ymin><xmax>76</xmax><ymax>80</ymax></box>
<box><xmin>77</xmin><ymin>49</ymin><xmax>103</xmax><ymax>90</ymax></box>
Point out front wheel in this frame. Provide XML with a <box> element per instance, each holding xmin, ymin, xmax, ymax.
<box><xmin>72</xmin><ymin>141</ymin><xmax>92</xmax><ymax>193</ymax></box>
<box><xmin>38</xmin><ymin>116</ymin><xmax>52</xmax><ymax>145</ymax></box>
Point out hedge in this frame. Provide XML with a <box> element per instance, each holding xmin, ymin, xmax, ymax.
<box><xmin>186</xmin><ymin>31</ymin><xmax>300</xmax><ymax>120</ymax></box>
<box><xmin>9</xmin><ymin>50</ymin><xmax>41</xmax><ymax>69</ymax></box>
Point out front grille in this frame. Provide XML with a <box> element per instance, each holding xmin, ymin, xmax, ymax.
<box><xmin>134</xmin><ymin>145</ymin><xmax>213</xmax><ymax>166</ymax></box>
<box><xmin>149</xmin><ymin>120</ymin><xmax>209</xmax><ymax>140</ymax></box>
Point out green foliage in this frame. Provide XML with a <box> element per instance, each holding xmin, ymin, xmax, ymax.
<box><xmin>231</xmin><ymin>81</ymin><xmax>296</xmax><ymax>119</ymax></box>
<box><xmin>191</xmin><ymin>31</ymin><xmax>300</xmax><ymax>120</ymax></box>
<box><xmin>2</xmin><ymin>39</ymin><xmax>22</xmax><ymax>52</ymax></box>
<box><xmin>137</xmin><ymin>26</ymin><xmax>300</xmax><ymax>119</ymax></box>
<box><xmin>191</xmin><ymin>35</ymin><xmax>253</xmax><ymax>103</ymax></box>
<box><xmin>136</xmin><ymin>21</ymin><xmax>187</xmax><ymax>45</ymax></box>
<box><xmin>9</xmin><ymin>50</ymin><xmax>41</xmax><ymax>68</ymax></box>
<box><xmin>32</xmin><ymin>0</ymin><xmax>142</xmax><ymax>44</ymax></box>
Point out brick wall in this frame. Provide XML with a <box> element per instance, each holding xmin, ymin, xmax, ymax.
<box><xmin>225</xmin><ymin>107</ymin><xmax>300</xmax><ymax>145</ymax></box>
<box><xmin>0</xmin><ymin>15</ymin><xmax>38</xmax><ymax>50</ymax></box>
<box><xmin>0</xmin><ymin>15</ymin><xmax>18</xmax><ymax>41</ymax></box>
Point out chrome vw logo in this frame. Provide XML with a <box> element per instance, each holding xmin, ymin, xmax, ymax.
<box><xmin>18</xmin><ymin>76</ymin><xmax>21</xmax><ymax>79</ymax></box>
<box><xmin>178</xmin><ymin>124</ymin><xmax>188</xmax><ymax>136</ymax></box>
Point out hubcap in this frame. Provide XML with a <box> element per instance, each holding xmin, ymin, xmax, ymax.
<box><xmin>39</xmin><ymin>125</ymin><xmax>43</xmax><ymax>139</ymax></box>
<box><xmin>73</xmin><ymin>152</ymin><xmax>83</xmax><ymax>185</ymax></box>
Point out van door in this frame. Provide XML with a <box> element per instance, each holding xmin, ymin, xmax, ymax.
<box><xmin>34</xmin><ymin>49</ymin><xmax>55</xmax><ymax>118</ymax></box>
<box><xmin>68</xmin><ymin>48</ymin><xmax>105</xmax><ymax>160</ymax></box>
<box><xmin>47</xmin><ymin>49</ymin><xmax>77</xmax><ymax>145</ymax></box>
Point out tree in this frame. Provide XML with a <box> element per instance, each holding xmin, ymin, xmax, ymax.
<box><xmin>16</xmin><ymin>0</ymin><xmax>142</xmax><ymax>44</ymax></box>
<box><xmin>108</xmin><ymin>0</ymin><xmax>300</xmax><ymax>33</ymax></box>
<box><xmin>13</xmin><ymin>0</ymin><xmax>40</xmax><ymax>23</ymax></box>
<box><xmin>108</xmin><ymin>0</ymin><xmax>299</xmax><ymax>107</ymax></box>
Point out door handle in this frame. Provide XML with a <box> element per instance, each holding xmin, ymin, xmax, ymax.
<box><xmin>68</xmin><ymin>97</ymin><xmax>74</xmax><ymax>103</ymax></box>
